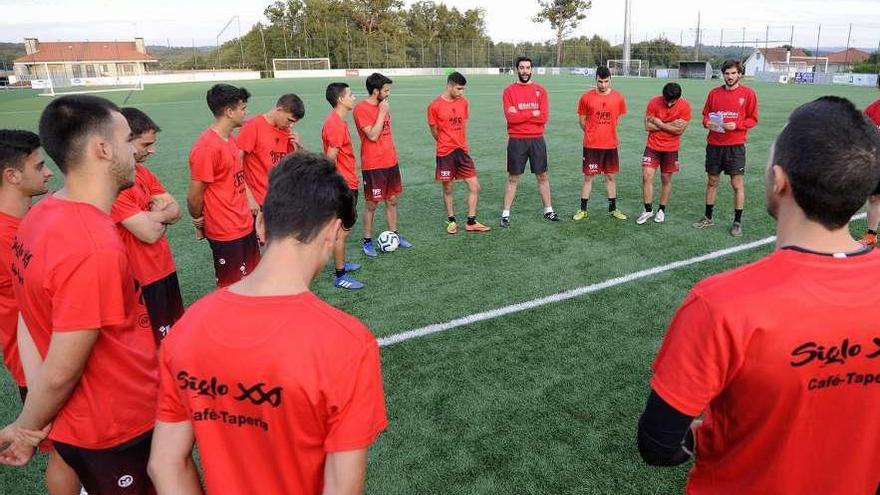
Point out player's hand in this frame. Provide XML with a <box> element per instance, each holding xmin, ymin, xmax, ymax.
<box><xmin>255</xmin><ymin>210</ymin><xmax>265</xmax><ymax>245</ymax></box>
<box><xmin>706</xmin><ymin>121</ymin><xmax>720</xmax><ymax>131</ymax></box>
<box><xmin>150</xmin><ymin>195</ymin><xmax>171</xmax><ymax>212</ymax></box>
<box><xmin>531</xmin><ymin>109</ymin><xmax>541</xmax><ymax>117</ymax></box>
<box><xmin>246</xmin><ymin>195</ymin><xmax>260</xmax><ymax>217</ymax></box>
<box><xmin>378</xmin><ymin>99</ymin><xmax>390</xmax><ymax>112</ymax></box>
<box><xmin>672</xmin><ymin>118</ymin><xmax>687</xmax><ymax>127</ymax></box>
<box><xmin>192</xmin><ymin>216</ymin><xmax>205</xmax><ymax>240</ymax></box>
<box><xmin>0</xmin><ymin>423</ymin><xmax>47</xmax><ymax>466</ymax></box>
<box><xmin>289</xmin><ymin>130</ymin><xmax>303</xmax><ymax>150</ymax></box>
<box><xmin>722</xmin><ymin>122</ymin><xmax>736</xmax><ymax>131</ymax></box>
<box><xmin>507</xmin><ymin>105</ymin><xmax>517</xmax><ymax>114</ymax></box>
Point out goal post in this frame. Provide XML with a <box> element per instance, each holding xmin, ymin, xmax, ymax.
<box><xmin>25</xmin><ymin>62</ymin><xmax>145</xmax><ymax>97</ymax></box>
<box><xmin>607</xmin><ymin>59</ymin><xmax>649</xmax><ymax>77</ymax></box>
<box><xmin>272</xmin><ymin>58</ymin><xmax>331</xmax><ymax>73</ymax></box>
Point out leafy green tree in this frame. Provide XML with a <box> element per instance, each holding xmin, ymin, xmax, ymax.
<box><xmin>532</xmin><ymin>0</ymin><xmax>592</xmax><ymax>66</ymax></box>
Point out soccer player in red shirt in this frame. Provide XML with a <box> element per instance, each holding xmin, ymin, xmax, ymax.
<box><xmin>501</xmin><ymin>56</ymin><xmax>558</xmax><ymax>227</ymax></box>
<box><xmin>859</xmin><ymin>98</ymin><xmax>880</xmax><ymax>246</ymax></box>
<box><xmin>322</xmin><ymin>82</ymin><xmax>364</xmax><ymax>290</ymax></box>
<box><xmin>574</xmin><ymin>66</ymin><xmax>628</xmax><ymax>221</ymax></box>
<box><xmin>112</xmin><ymin>108</ymin><xmax>184</xmax><ymax>343</ymax></box>
<box><xmin>0</xmin><ymin>95</ymin><xmax>159</xmax><ymax>494</ymax></box>
<box><xmin>148</xmin><ymin>151</ymin><xmax>388</xmax><ymax>495</ymax></box>
<box><xmin>188</xmin><ymin>84</ymin><xmax>260</xmax><ymax>287</ymax></box>
<box><xmin>428</xmin><ymin>71</ymin><xmax>490</xmax><ymax>234</ymax></box>
<box><xmin>636</xmin><ymin>83</ymin><xmax>691</xmax><ymax>225</ymax></box>
<box><xmin>238</xmin><ymin>93</ymin><xmax>304</xmax><ymax>211</ymax></box>
<box><xmin>639</xmin><ymin>96</ymin><xmax>880</xmax><ymax>495</ymax></box>
<box><xmin>353</xmin><ymin>72</ymin><xmax>413</xmax><ymax>257</ymax></box>
<box><xmin>693</xmin><ymin>59</ymin><xmax>758</xmax><ymax>237</ymax></box>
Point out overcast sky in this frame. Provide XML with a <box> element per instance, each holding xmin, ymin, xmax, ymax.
<box><xmin>3</xmin><ymin>0</ymin><xmax>879</xmax><ymax>49</ymax></box>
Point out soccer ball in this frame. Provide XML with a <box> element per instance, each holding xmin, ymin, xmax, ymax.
<box><xmin>376</xmin><ymin>231</ymin><xmax>400</xmax><ymax>252</ymax></box>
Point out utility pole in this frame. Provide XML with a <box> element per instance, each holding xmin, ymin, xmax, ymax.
<box><xmin>694</xmin><ymin>11</ymin><xmax>701</xmax><ymax>61</ymax></box>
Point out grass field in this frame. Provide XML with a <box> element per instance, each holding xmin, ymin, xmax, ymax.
<box><xmin>0</xmin><ymin>75</ymin><xmax>877</xmax><ymax>494</ymax></box>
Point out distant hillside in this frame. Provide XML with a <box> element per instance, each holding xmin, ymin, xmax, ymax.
<box><xmin>0</xmin><ymin>43</ymin><xmax>24</xmax><ymax>70</ymax></box>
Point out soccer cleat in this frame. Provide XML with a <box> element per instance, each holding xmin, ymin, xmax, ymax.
<box><xmin>362</xmin><ymin>239</ymin><xmax>377</xmax><ymax>257</ymax></box>
<box><xmin>654</xmin><ymin>209</ymin><xmax>666</xmax><ymax>223</ymax></box>
<box><xmin>544</xmin><ymin>211</ymin><xmax>561</xmax><ymax>222</ymax></box>
<box><xmin>343</xmin><ymin>261</ymin><xmax>361</xmax><ymax>272</ymax></box>
<box><xmin>397</xmin><ymin>234</ymin><xmax>413</xmax><ymax>248</ymax></box>
<box><xmin>334</xmin><ymin>273</ymin><xmax>364</xmax><ymax>290</ymax></box>
<box><xmin>609</xmin><ymin>209</ymin><xmax>628</xmax><ymax>220</ymax></box>
<box><xmin>730</xmin><ymin>221</ymin><xmax>743</xmax><ymax>237</ymax></box>
<box><xmin>446</xmin><ymin>221</ymin><xmax>458</xmax><ymax>234</ymax></box>
<box><xmin>861</xmin><ymin>232</ymin><xmax>877</xmax><ymax>247</ymax></box>
<box><xmin>692</xmin><ymin>216</ymin><xmax>714</xmax><ymax>229</ymax></box>
<box><xmin>636</xmin><ymin>211</ymin><xmax>654</xmax><ymax>225</ymax></box>
<box><xmin>466</xmin><ymin>221</ymin><xmax>491</xmax><ymax>232</ymax></box>
<box><xmin>572</xmin><ymin>209</ymin><xmax>588</xmax><ymax>221</ymax></box>
<box><xmin>501</xmin><ymin>216</ymin><xmax>511</xmax><ymax>228</ymax></box>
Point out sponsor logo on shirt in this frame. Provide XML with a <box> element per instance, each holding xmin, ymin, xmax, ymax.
<box><xmin>177</xmin><ymin>370</ymin><xmax>283</xmax><ymax>406</ymax></box>
<box><xmin>789</xmin><ymin>337</ymin><xmax>880</xmax><ymax>391</ymax></box>
<box><xmin>738</xmin><ymin>97</ymin><xmax>745</xmax><ymax>106</ymax></box>
<box><xmin>269</xmin><ymin>150</ymin><xmax>287</xmax><ymax>165</ymax></box>
<box><xmin>233</xmin><ymin>170</ymin><xmax>246</xmax><ymax>193</ymax></box>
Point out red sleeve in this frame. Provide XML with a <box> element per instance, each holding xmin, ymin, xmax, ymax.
<box><xmin>324</xmin><ymin>337</ymin><xmax>388</xmax><ymax>452</ymax></box>
<box><xmin>649</xmin><ymin>290</ymin><xmax>746</xmax><ymax>417</ymax></box>
<box><xmin>619</xmin><ymin>93</ymin><xmax>627</xmax><ymax>116</ymax></box>
<box><xmin>464</xmin><ymin>99</ymin><xmax>470</xmax><ymax>120</ymax></box>
<box><xmin>681</xmin><ymin>100</ymin><xmax>692</xmax><ymax>122</ymax></box>
<box><xmin>189</xmin><ymin>143</ymin><xmax>216</xmax><ymax>184</ymax></box>
<box><xmin>140</xmin><ymin>167</ymin><xmax>167</xmax><ymax>196</ymax></box>
<box><xmin>156</xmin><ymin>343</ymin><xmax>189</xmax><ymax>423</ymax></box>
<box><xmin>701</xmin><ymin>92</ymin><xmax>712</xmax><ymax>127</ymax></box>
<box><xmin>236</xmin><ymin>119</ymin><xmax>257</xmax><ymax>154</ymax></box>
<box><xmin>323</xmin><ymin>121</ymin><xmax>344</xmax><ymax>151</ymax></box>
<box><xmin>577</xmin><ymin>94</ymin><xmax>589</xmax><ymax>116</ymax></box>
<box><xmin>535</xmin><ymin>86</ymin><xmax>549</xmax><ymax>125</ymax></box>
<box><xmin>352</xmin><ymin>105</ymin><xmax>370</xmax><ymax>132</ymax></box>
<box><xmin>49</xmin><ymin>251</ymin><xmax>129</xmax><ymax>331</ymax></box>
<box><xmin>740</xmin><ymin>91</ymin><xmax>759</xmax><ymax>130</ymax></box>
<box><xmin>110</xmin><ymin>189</ymin><xmax>141</xmax><ymax>223</ymax></box>
<box><xmin>426</xmin><ymin>101</ymin><xmax>438</xmax><ymax>127</ymax></box>
<box><xmin>502</xmin><ymin>88</ymin><xmax>531</xmax><ymax>125</ymax></box>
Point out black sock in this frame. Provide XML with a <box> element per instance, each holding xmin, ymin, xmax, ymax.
<box><xmin>363</xmin><ymin>237</ymin><xmax>372</xmax><ymax>243</ymax></box>
<box><xmin>659</xmin><ymin>204</ymin><xmax>666</xmax><ymax>212</ymax></box>
<box><xmin>870</xmin><ymin>229</ymin><xmax>878</xmax><ymax>235</ymax></box>
<box><xmin>448</xmin><ymin>215</ymin><xmax>456</xmax><ymax>223</ymax></box>
<box><xmin>644</xmin><ymin>203</ymin><xmax>652</xmax><ymax>213</ymax></box>
<box><xmin>335</xmin><ymin>269</ymin><xmax>345</xmax><ymax>278</ymax></box>
<box><xmin>467</xmin><ymin>216</ymin><xmax>476</xmax><ymax>225</ymax></box>
<box><xmin>705</xmin><ymin>204</ymin><xmax>714</xmax><ymax>219</ymax></box>
<box><xmin>734</xmin><ymin>209</ymin><xmax>743</xmax><ymax>223</ymax></box>
<box><xmin>608</xmin><ymin>197</ymin><xmax>617</xmax><ymax>212</ymax></box>
<box><xmin>580</xmin><ymin>198</ymin><xmax>589</xmax><ymax>210</ymax></box>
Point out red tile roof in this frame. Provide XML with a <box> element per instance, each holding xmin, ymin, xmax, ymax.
<box><xmin>758</xmin><ymin>48</ymin><xmax>811</xmax><ymax>63</ymax></box>
<box><xmin>826</xmin><ymin>48</ymin><xmax>871</xmax><ymax>64</ymax></box>
<box><xmin>13</xmin><ymin>41</ymin><xmax>157</xmax><ymax>64</ymax></box>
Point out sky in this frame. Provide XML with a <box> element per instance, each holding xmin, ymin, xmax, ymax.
<box><xmin>2</xmin><ymin>0</ymin><xmax>879</xmax><ymax>49</ymax></box>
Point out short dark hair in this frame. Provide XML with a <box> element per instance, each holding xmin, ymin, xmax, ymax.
<box><xmin>326</xmin><ymin>82</ymin><xmax>349</xmax><ymax>107</ymax></box>
<box><xmin>447</xmin><ymin>71</ymin><xmax>467</xmax><ymax>86</ymax></box>
<box><xmin>596</xmin><ymin>66</ymin><xmax>611</xmax><ymax>79</ymax></box>
<box><xmin>263</xmin><ymin>150</ymin><xmax>356</xmax><ymax>243</ymax></box>
<box><xmin>773</xmin><ymin>96</ymin><xmax>880</xmax><ymax>229</ymax></box>
<box><xmin>120</xmin><ymin>107</ymin><xmax>161</xmax><ymax>137</ymax></box>
<box><xmin>276</xmin><ymin>93</ymin><xmax>305</xmax><ymax>120</ymax></box>
<box><xmin>38</xmin><ymin>94</ymin><xmax>120</xmax><ymax>174</ymax></box>
<box><xmin>515</xmin><ymin>56</ymin><xmax>532</xmax><ymax>69</ymax></box>
<box><xmin>0</xmin><ymin>130</ymin><xmax>41</xmax><ymax>178</ymax></box>
<box><xmin>662</xmin><ymin>83</ymin><xmax>682</xmax><ymax>102</ymax></box>
<box><xmin>721</xmin><ymin>59</ymin><xmax>744</xmax><ymax>74</ymax></box>
<box><xmin>365</xmin><ymin>73</ymin><xmax>392</xmax><ymax>96</ymax></box>
<box><xmin>206</xmin><ymin>84</ymin><xmax>251</xmax><ymax>117</ymax></box>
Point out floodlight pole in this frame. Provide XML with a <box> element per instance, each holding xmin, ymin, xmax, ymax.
<box><xmin>622</xmin><ymin>0</ymin><xmax>632</xmax><ymax>72</ymax></box>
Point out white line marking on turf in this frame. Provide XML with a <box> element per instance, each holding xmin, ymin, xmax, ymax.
<box><xmin>378</xmin><ymin>213</ymin><xmax>868</xmax><ymax>348</ymax></box>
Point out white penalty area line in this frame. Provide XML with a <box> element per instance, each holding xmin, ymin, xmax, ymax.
<box><xmin>378</xmin><ymin>212</ymin><xmax>868</xmax><ymax>348</ymax></box>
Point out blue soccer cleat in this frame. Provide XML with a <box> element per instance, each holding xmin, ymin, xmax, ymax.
<box><xmin>397</xmin><ymin>233</ymin><xmax>413</xmax><ymax>248</ymax></box>
<box><xmin>334</xmin><ymin>273</ymin><xmax>364</xmax><ymax>290</ymax></box>
<box><xmin>362</xmin><ymin>239</ymin><xmax>377</xmax><ymax>257</ymax></box>
<box><xmin>344</xmin><ymin>261</ymin><xmax>362</xmax><ymax>272</ymax></box>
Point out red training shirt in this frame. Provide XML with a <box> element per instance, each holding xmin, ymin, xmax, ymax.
<box><xmin>651</xmin><ymin>248</ymin><xmax>880</xmax><ymax>495</ymax></box>
<box><xmin>645</xmin><ymin>95</ymin><xmax>692</xmax><ymax>152</ymax></box>
<box><xmin>12</xmin><ymin>195</ymin><xmax>158</xmax><ymax>449</ymax></box>
<box><xmin>157</xmin><ymin>289</ymin><xmax>388</xmax><ymax>495</ymax></box>
<box><xmin>701</xmin><ymin>85</ymin><xmax>759</xmax><ymax>146</ymax></box>
<box><xmin>0</xmin><ymin>211</ymin><xmax>24</xmax><ymax>386</ymax></box>
<box><xmin>237</xmin><ymin>115</ymin><xmax>296</xmax><ymax>206</ymax></box>
<box><xmin>866</xmin><ymin>99</ymin><xmax>880</xmax><ymax>129</ymax></box>
<box><xmin>353</xmin><ymin>100</ymin><xmax>398</xmax><ymax>171</ymax></box>
<box><xmin>110</xmin><ymin>164</ymin><xmax>177</xmax><ymax>286</ymax></box>
<box><xmin>502</xmin><ymin>82</ymin><xmax>549</xmax><ymax>139</ymax></box>
<box><xmin>189</xmin><ymin>129</ymin><xmax>253</xmax><ymax>242</ymax></box>
<box><xmin>577</xmin><ymin>89</ymin><xmax>627</xmax><ymax>149</ymax></box>
<box><xmin>321</xmin><ymin>111</ymin><xmax>359</xmax><ymax>190</ymax></box>
<box><xmin>427</xmin><ymin>95</ymin><xmax>469</xmax><ymax>156</ymax></box>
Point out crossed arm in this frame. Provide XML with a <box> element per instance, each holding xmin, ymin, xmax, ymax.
<box><xmin>645</xmin><ymin>115</ymin><xmax>690</xmax><ymax>135</ymax></box>
<box><xmin>122</xmin><ymin>193</ymin><xmax>182</xmax><ymax>244</ymax></box>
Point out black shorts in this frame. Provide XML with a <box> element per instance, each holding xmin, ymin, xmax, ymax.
<box><xmin>350</xmin><ymin>188</ymin><xmax>359</xmax><ymax>210</ymax></box>
<box><xmin>583</xmin><ymin>147</ymin><xmax>620</xmax><ymax>175</ymax></box>
<box><xmin>54</xmin><ymin>429</ymin><xmax>154</xmax><ymax>495</ymax></box>
<box><xmin>208</xmin><ymin>230</ymin><xmax>261</xmax><ymax>288</ymax></box>
<box><xmin>705</xmin><ymin>144</ymin><xmax>746</xmax><ymax>176</ymax></box>
<box><xmin>142</xmin><ymin>272</ymin><xmax>185</xmax><ymax>343</ymax></box>
<box><xmin>362</xmin><ymin>165</ymin><xmax>403</xmax><ymax>202</ymax></box>
<box><xmin>435</xmin><ymin>149</ymin><xmax>477</xmax><ymax>181</ymax></box>
<box><xmin>18</xmin><ymin>386</ymin><xmax>26</xmax><ymax>404</ymax></box>
<box><xmin>507</xmin><ymin>137</ymin><xmax>548</xmax><ymax>175</ymax></box>
<box><xmin>873</xmin><ymin>182</ymin><xmax>880</xmax><ymax>196</ymax></box>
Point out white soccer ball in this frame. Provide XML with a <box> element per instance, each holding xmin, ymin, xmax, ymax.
<box><xmin>376</xmin><ymin>231</ymin><xmax>400</xmax><ymax>252</ymax></box>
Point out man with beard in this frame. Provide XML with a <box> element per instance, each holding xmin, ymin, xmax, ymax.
<box><xmin>692</xmin><ymin>59</ymin><xmax>759</xmax><ymax>237</ymax></box>
<box><xmin>639</xmin><ymin>96</ymin><xmax>880</xmax><ymax>494</ymax></box>
<box><xmin>188</xmin><ymin>84</ymin><xmax>260</xmax><ymax>287</ymax></box>
<box><xmin>501</xmin><ymin>56</ymin><xmax>558</xmax><ymax>227</ymax></box>
<box><xmin>0</xmin><ymin>95</ymin><xmax>159</xmax><ymax>495</ymax></box>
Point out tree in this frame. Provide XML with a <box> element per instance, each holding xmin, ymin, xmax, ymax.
<box><xmin>532</xmin><ymin>0</ymin><xmax>592</xmax><ymax>66</ymax></box>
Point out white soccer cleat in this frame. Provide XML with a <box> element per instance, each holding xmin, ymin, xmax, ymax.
<box><xmin>636</xmin><ymin>211</ymin><xmax>654</xmax><ymax>225</ymax></box>
<box><xmin>654</xmin><ymin>209</ymin><xmax>665</xmax><ymax>223</ymax></box>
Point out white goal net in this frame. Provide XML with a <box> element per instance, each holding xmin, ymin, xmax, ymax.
<box><xmin>607</xmin><ymin>59</ymin><xmax>649</xmax><ymax>77</ymax></box>
<box><xmin>272</xmin><ymin>58</ymin><xmax>331</xmax><ymax>73</ymax></box>
<box><xmin>21</xmin><ymin>62</ymin><xmax>144</xmax><ymax>97</ymax></box>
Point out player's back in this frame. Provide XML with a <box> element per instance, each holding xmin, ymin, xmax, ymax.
<box><xmin>159</xmin><ymin>288</ymin><xmax>387</xmax><ymax>495</ymax></box>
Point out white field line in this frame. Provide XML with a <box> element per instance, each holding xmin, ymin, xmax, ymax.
<box><xmin>379</xmin><ymin>213</ymin><xmax>868</xmax><ymax>348</ymax></box>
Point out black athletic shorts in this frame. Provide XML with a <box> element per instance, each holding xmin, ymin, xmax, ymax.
<box><xmin>208</xmin><ymin>230</ymin><xmax>261</xmax><ymax>288</ymax></box>
<box><xmin>350</xmin><ymin>188</ymin><xmax>359</xmax><ymax>210</ymax></box>
<box><xmin>142</xmin><ymin>272</ymin><xmax>185</xmax><ymax>343</ymax></box>
<box><xmin>507</xmin><ymin>137</ymin><xmax>548</xmax><ymax>175</ymax></box>
<box><xmin>18</xmin><ymin>386</ymin><xmax>26</xmax><ymax>404</ymax></box>
<box><xmin>873</xmin><ymin>181</ymin><xmax>880</xmax><ymax>196</ymax></box>
<box><xmin>54</xmin><ymin>429</ymin><xmax>154</xmax><ymax>495</ymax></box>
<box><xmin>705</xmin><ymin>144</ymin><xmax>746</xmax><ymax>176</ymax></box>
